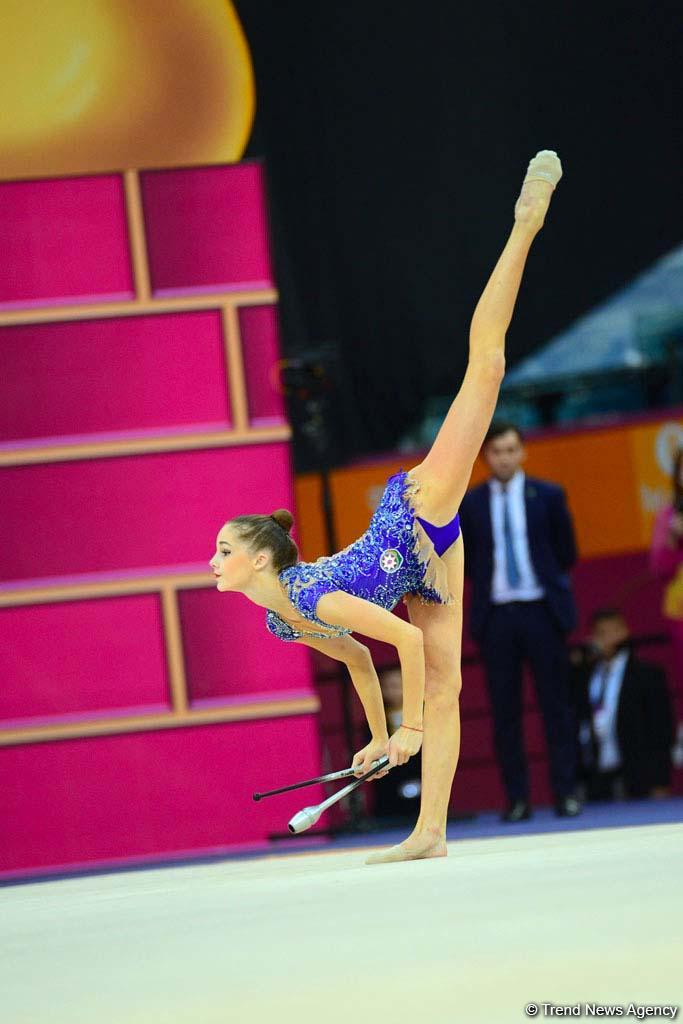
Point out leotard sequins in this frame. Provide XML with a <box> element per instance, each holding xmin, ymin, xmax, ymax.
<box><xmin>266</xmin><ymin>469</ymin><xmax>459</xmax><ymax>642</ymax></box>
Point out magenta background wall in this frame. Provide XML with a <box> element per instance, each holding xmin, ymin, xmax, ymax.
<box><xmin>139</xmin><ymin>163</ymin><xmax>274</xmax><ymax>295</ymax></box>
<box><xmin>0</xmin><ymin>588</ymin><xmax>314</xmax><ymax>727</ymax></box>
<box><xmin>0</xmin><ymin>176</ymin><xmax>134</xmax><ymax>309</ymax></box>
<box><xmin>0</xmin><ymin>163</ymin><xmax>320</xmax><ymax>881</ymax></box>
<box><xmin>239</xmin><ymin>305</ymin><xmax>286</xmax><ymax>426</ymax></box>
<box><xmin>1</xmin><ymin>312</ymin><xmax>232</xmax><ymax>444</ymax></box>
<box><xmin>0</xmin><ymin>596</ymin><xmax>169</xmax><ymax>722</ymax></box>
<box><xmin>0</xmin><ymin>716</ymin><xmax>324</xmax><ymax>878</ymax></box>
<box><xmin>177</xmin><ymin>587</ymin><xmax>314</xmax><ymax>703</ymax></box>
<box><xmin>1</xmin><ymin>444</ymin><xmax>293</xmax><ymax>582</ymax></box>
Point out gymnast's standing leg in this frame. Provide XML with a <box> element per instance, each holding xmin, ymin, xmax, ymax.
<box><xmin>366</xmin><ymin>152</ymin><xmax>562</xmax><ymax>863</ymax></box>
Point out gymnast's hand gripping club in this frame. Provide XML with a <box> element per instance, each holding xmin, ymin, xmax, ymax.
<box><xmin>252</xmin><ymin>757</ymin><xmax>389</xmax><ymax>802</ymax></box>
<box><xmin>288</xmin><ymin>756</ymin><xmax>390</xmax><ymax>834</ymax></box>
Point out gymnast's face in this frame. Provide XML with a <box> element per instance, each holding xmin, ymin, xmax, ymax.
<box><xmin>210</xmin><ymin>525</ymin><xmax>268</xmax><ymax>592</ymax></box>
<box><xmin>483</xmin><ymin>430</ymin><xmax>525</xmax><ymax>483</ymax></box>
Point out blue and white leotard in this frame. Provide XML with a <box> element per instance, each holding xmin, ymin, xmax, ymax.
<box><xmin>266</xmin><ymin>469</ymin><xmax>460</xmax><ymax>642</ymax></box>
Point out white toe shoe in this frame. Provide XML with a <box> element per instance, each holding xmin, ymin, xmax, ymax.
<box><xmin>523</xmin><ymin>149</ymin><xmax>563</xmax><ymax>188</ymax></box>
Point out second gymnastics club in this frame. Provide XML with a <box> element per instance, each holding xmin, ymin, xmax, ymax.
<box><xmin>252</xmin><ymin>758</ymin><xmax>388</xmax><ymax>802</ymax></box>
<box><xmin>288</xmin><ymin>756</ymin><xmax>391</xmax><ymax>834</ymax></box>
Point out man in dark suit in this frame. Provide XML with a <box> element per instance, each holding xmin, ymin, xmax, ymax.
<box><xmin>459</xmin><ymin>421</ymin><xmax>581</xmax><ymax>822</ymax></box>
<box><xmin>573</xmin><ymin>608</ymin><xmax>675</xmax><ymax>800</ymax></box>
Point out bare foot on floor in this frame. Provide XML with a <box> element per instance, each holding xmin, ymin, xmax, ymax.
<box><xmin>365</xmin><ymin>830</ymin><xmax>447</xmax><ymax>865</ymax></box>
<box><xmin>514</xmin><ymin>149</ymin><xmax>562</xmax><ymax>231</ymax></box>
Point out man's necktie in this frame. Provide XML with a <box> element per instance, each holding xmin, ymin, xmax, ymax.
<box><xmin>502</xmin><ymin>485</ymin><xmax>521</xmax><ymax>588</ymax></box>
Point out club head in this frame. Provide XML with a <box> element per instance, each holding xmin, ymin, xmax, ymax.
<box><xmin>288</xmin><ymin>805</ymin><xmax>322</xmax><ymax>834</ymax></box>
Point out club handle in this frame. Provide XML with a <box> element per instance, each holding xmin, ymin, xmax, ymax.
<box><xmin>253</xmin><ymin>757</ymin><xmax>387</xmax><ymax>801</ymax></box>
<box><xmin>315</xmin><ymin>756</ymin><xmax>390</xmax><ymax>814</ymax></box>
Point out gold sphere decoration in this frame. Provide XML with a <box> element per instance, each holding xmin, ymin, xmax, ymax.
<box><xmin>0</xmin><ymin>0</ymin><xmax>255</xmax><ymax>179</ymax></box>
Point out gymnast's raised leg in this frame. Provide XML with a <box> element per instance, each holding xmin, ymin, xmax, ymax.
<box><xmin>366</xmin><ymin>152</ymin><xmax>562</xmax><ymax>864</ymax></box>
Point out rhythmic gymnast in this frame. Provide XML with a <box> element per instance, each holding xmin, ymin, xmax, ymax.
<box><xmin>210</xmin><ymin>151</ymin><xmax>563</xmax><ymax>864</ymax></box>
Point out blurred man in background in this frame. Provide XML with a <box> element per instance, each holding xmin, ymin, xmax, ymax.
<box><xmin>459</xmin><ymin>422</ymin><xmax>580</xmax><ymax>822</ymax></box>
<box><xmin>573</xmin><ymin>609</ymin><xmax>675</xmax><ymax>801</ymax></box>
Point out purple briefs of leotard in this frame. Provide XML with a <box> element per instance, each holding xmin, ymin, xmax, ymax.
<box><xmin>415</xmin><ymin>512</ymin><xmax>461</xmax><ymax>557</ymax></box>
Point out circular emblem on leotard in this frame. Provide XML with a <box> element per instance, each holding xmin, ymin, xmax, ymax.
<box><xmin>379</xmin><ymin>548</ymin><xmax>404</xmax><ymax>574</ymax></box>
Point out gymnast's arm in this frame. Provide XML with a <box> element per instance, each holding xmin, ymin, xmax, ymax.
<box><xmin>315</xmin><ymin>591</ymin><xmax>425</xmax><ymax>730</ymax></box>
<box><xmin>293</xmin><ymin>633</ymin><xmax>389</xmax><ymax>743</ymax></box>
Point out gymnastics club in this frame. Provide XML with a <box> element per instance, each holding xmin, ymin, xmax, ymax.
<box><xmin>252</xmin><ymin>757</ymin><xmax>389</xmax><ymax>802</ymax></box>
<box><xmin>288</xmin><ymin>756</ymin><xmax>390</xmax><ymax>834</ymax></box>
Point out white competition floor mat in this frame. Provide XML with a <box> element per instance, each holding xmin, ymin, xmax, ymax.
<box><xmin>2</xmin><ymin>823</ymin><xmax>681</xmax><ymax>1024</ymax></box>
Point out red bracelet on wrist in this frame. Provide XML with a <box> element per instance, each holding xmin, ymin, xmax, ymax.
<box><xmin>400</xmin><ymin>723</ymin><xmax>423</xmax><ymax>733</ymax></box>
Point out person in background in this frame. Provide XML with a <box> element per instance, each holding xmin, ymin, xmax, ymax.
<box><xmin>459</xmin><ymin>422</ymin><xmax>580</xmax><ymax>822</ymax></box>
<box><xmin>573</xmin><ymin>609</ymin><xmax>674</xmax><ymax>801</ymax></box>
<box><xmin>650</xmin><ymin>446</ymin><xmax>683</xmax><ymax>705</ymax></box>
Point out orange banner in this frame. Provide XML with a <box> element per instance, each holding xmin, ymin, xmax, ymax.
<box><xmin>294</xmin><ymin>414</ymin><xmax>683</xmax><ymax>562</ymax></box>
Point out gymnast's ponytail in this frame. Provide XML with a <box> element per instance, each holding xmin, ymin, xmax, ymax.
<box><xmin>228</xmin><ymin>509</ymin><xmax>299</xmax><ymax>572</ymax></box>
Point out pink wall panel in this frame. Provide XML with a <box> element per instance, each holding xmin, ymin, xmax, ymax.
<box><xmin>450</xmin><ymin>759</ymin><xmax>552</xmax><ymax>814</ymax></box>
<box><xmin>458</xmin><ymin>715</ymin><xmax>494</xmax><ymax>764</ymax></box>
<box><xmin>571</xmin><ymin>551</ymin><xmax>666</xmax><ymax>638</ymax></box>
<box><xmin>140</xmin><ymin>163</ymin><xmax>274</xmax><ymax>295</ymax></box>
<box><xmin>178</xmin><ymin>587</ymin><xmax>315</xmax><ymax>702</ymax></box>
<box><xmin>239</xmin><ymin>305</ymin><xmax>287</xmax><ymax>426</ymax></box>
<box><xmin>454</xmin><ymin>712</ymin><xmax>545</xmax><ymax>772</ymax></box>
<box><xmin>0</xmin><ymin>312</ymin><xmax>230</xmax><ymax>445</ymax></box>
<box><xmin>0</xmin><ymin>715</ymin><xmax>323</xmax><ymax>876</ymax></box>
<box><xmin>0</xmin><ymin>176</ymin><xmax>134</xmax><ymax>309</ymax></box>
<box><xmin>451</xmin><ymin>764</ymin><xmax>503</xmax><ymax>813</ymax></box>
<box><xmin>0</xmin><ymin>443</ymin><xmax>293</xmax><ymax>582</ymax></box>
<box><xmin>460</xmin><ymin>663</ymin><xmax>491</xmax><ymax>715</ymax></box>
<box><xmin>0</xmin><ymin>596</ymin><xmax>169</xmax><ymax>724</ymax></box>
<box><xmin>529</xmin><ymin>760</ymin><xmax>554</xmax><ymax>806</ymax></box>
<box><xmin>523</xmin><ymin>711</ymin><xmax>551</xmax><ymax>758</ymax></box>
<box><xmin>316</xmin><ymin>680</ymin><xmax>367</xmax><ymax>734</ymax></box>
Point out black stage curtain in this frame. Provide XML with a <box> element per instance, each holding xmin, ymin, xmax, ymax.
<box><xmin>236</xmin><ymin>1</ymin><xmax>683</xmax><ymax>467</ymax></box>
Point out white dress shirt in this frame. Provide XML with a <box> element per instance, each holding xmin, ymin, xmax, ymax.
<box><xmin>489</xmin><ymin>470</ymin><xmax>545</xmax><ymax>604</ymax></box>
<box><xmin>587</xmin><ymin>649</ymin><xmax>628</xmax><ymax>771</ymax></box>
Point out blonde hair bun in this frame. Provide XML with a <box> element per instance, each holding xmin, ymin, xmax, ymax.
<box><xmin>270</xmin><ymin>509</ymin><xmax>294</xmax><ymax>533</ymax></box>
